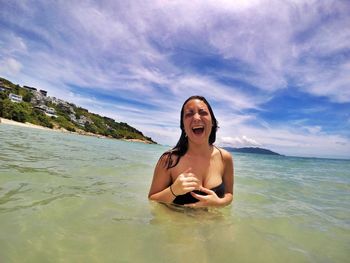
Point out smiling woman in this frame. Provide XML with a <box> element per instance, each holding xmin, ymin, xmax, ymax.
<box><xmin>148</xmin><ymin>95</ymin><xmax>234</xmax><ymax>207</ymax></box>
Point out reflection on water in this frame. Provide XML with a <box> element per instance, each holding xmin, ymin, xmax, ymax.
<box><xmin>0</xmin><ymin>124</ymin><xmax>349</xmax><ymax>263</ymax></box>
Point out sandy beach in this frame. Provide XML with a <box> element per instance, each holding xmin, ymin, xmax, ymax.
<box><xmin>0</xmin><ymin>117</ymin><xmax>57</xmax><ymax>131</ymax></box>
<box><xmin>0</xmin><ymin>117</ymin><xmax>152</xmax><ymax>143</ymax></box>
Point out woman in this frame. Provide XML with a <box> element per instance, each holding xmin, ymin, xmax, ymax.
<box><xmin>148</xmin><ymin>96</ymin><xmax>234</xmax><ymax>208</ymax></box>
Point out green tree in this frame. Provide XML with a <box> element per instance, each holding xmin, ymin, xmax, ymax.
<box><xmin>0</xmin><ymin>100</ymin><xmax>29</xmax><ymax>123</ymax></box>
<box><xmin>36</xmin><ymin>111</ymin><xmax>53</xmax><ymax>128</ymax></box>
<box><xmin>84</xmin><ymin>122</ymin><xmax>98</xmax><ymax>133</ymax></box>
<box><xmin>0</xmin><ymin>91</ymin><xmax>9</xmax><ymax>100</ymax></box>
<box><xmin>22</xmin><ymin>91</ymin><xmax>33</xmax><ymax>102</ymax></box>
<box><xmin>54</xmin><ymin>116</ymin><xmax>76</xmax><ymax>131</ymax></box>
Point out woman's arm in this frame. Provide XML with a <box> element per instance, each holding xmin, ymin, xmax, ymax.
<box><xmin>148</xmin><ymin>154</ymin><xmax>201</xmax><ymax>204</ymax></box>
<box><xmin>148</xmin><ymin>154</ymin><xmax>175</xmax><ymax>203</ymax></box>
<box><xmin>221</xmin><ymin>149</ymin><xmax>234</xmax><ymax>205</ymax></box>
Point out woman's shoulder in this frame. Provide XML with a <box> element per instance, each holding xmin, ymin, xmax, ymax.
<box><xmin>158</xmin><ymin>149</ymin><xmax>180</xmax><ymax>168</ymax></box>
<box><xmin>160</xmin><ymin>149</ymin><xmax>179</xmax><ymax>158</ymax></box>
<box><xmin>214</xmin><ymin>146</ymin><xmax>233</xmax><ymax>161</ymax></box>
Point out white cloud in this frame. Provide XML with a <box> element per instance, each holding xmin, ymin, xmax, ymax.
<box><xmin>0</xmin><ymin>57</ymin><xmax>22</xmax><ymax>76</ymax></box>
<box><xmin>1</xmin><ymin>0</ymin><xmax>349</xmax><ymax>158</ymax></box>
<box><xmin>218</xmin><ymin>135</ymin><xmax>262</xmax><ymax>147</ymax></box>
<box><xmin>0</xmin><ymin>33</ymin><xmax>27</xmax><ymax>55</ymax></box>
<box><xmin>296</xmin><ymin>61</ymin><xmax>350</xmax><ymax>103</ymax></box>
<box><xmin>303</xmin><ymin>126</ymin><xmax>322</xmax><ymax>135</ymax></box>
<box><xmin>3</xmin><ymin>0</ymin><xmax>348</xmax><ymax>102</ymax></box>
<box><xmin>218</xmin><ymin>124</ymin><xmax>350</xmax><ymax>158</ymax></box>
<box><xmin>170</xmin><ymin>75</ymin><xmax>263</xmax><ymax>110</ymax></box>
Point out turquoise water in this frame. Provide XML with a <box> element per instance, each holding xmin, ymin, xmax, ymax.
<box><xmin>0</xmin><ymin>124</ymin><xmax>349</xmax><ymax>263</ymax></box>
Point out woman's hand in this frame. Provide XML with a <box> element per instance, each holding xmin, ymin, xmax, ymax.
<box><xmin>171</xmin><ymin>167</ymin><xmax>201</xmax><ymax>196</ymax></box>
<box><xmin>184</xmin><ymin>187</ymin><xmax>222</xmax><ymax>208</ymax></box>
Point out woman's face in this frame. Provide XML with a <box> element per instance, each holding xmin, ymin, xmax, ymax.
<box><xmin>182</xmin><ymin>99</ymin><xmax>212</xmax><ymax>144</ymax></box>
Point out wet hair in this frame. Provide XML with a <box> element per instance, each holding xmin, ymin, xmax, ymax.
<box><xmin>162</xmin><ymin>95</ymin><xmax>219</xmax><ymax>169</ymax></box>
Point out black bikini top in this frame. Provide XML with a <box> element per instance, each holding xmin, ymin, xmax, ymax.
<box><xmin>173</xmin><ymin>181</ymin><xmax>225</xmax><ymax>205</ymax></box>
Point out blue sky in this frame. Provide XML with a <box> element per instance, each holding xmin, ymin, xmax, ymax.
<box><xmin>0</xmin><ymin>0</ymin><xmax>349</xmax><ymax>159</ymax></box>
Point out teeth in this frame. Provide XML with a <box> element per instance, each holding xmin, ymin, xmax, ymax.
<box><xmin>192</xmin><ymin>126</ymin><xmax>204</xmax><ymax>129</ymax></box>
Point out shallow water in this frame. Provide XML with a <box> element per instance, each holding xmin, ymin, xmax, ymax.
<box><xmin>0</xmin><ymin>124</ymin><xmax>349</xmax><ymax>262</ymax></box>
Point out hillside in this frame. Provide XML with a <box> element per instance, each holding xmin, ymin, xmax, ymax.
<box><xmin>224</xmin><ymin>147</ymin><xmax>281</xmax><ymax>156</ymax></box>
<box><xmin>0</xmin><ymin>77</ymin><xmax>156</xmax><ymax>144</ymax></box>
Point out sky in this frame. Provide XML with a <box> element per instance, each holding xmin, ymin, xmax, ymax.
<box><xmin>0</xmin><ymin>0</ymin><xmax>349</xmax><ymax>159</ymax></box>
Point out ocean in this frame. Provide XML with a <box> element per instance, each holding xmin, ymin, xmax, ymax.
<box><xmin>0</xmin><ymin>124</ymin><xmax>349</xmax><ymax>263</ymax></box>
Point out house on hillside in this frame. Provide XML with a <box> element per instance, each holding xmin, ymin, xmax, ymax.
<box><xmin>69</xmin><ymin>114</ymin><xmax>92</xmax><ymax>126</ymax></box>
<box><xmin>34</xmin><ymin>105</ymin><xmax>48</xmax><ymax>111</ymax></box>
<box><xmin>23</xmin><ymin>85</ymin><xmax>37</xmax><ymax>92</ymax></box>
<box><xmin>9</xmin><ymin>93</ymin><xmax>23</xmax><ymax>103</ymax></box>
<box><xmin>78</xmin><ymin>115</ymin><xmax>93</xmax><ymax>126</ymax></box>
<box><xmin>0</xmin><ymin>86</ymin><xmax>11</xmax><ymax>92</ymax></box>
<box><xmin>51</xmin><ymin>97</ymin><xmax>61</xmax><ymax>105</ymax></box>
<box><xmin>57</xmin><ymin>102</ymin><xmax>75</xmax><ymax>115</ymax></box>
<box><xmin>0</xmin><ymin>82</ymin><xmax>11</xmax><ymax>92</ymax></box>
<box><xmin>46</xmin><ymin>107</ymin><xmax>56</xmax><ymax>116</ymax></box>
<box><xmin>31</xmin><ymin>90</ymin><xmax>51</xmax><ymax>105</ymax></box>
<box><xmin>39</xmin><ymin>90</ymin><xmax>47</xmax><ymax>96</ymax></box>
<box><xmin>69</xmin><ymin>113</ymin><xmax>77</xmax><ymax>122</ymax></box>
<box><xmin>34</xmin><ymin>105</ymin><xmax>57</xmax><ymax>118</ymax></box>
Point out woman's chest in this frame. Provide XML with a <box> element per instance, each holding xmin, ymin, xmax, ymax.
<box><xmin>170</xmin><ymin>154</ymin><xmax>224</xmax><ymax>187</ymax></box>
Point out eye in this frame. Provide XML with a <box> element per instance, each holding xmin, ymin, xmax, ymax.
<box><xmin>199</xmin><ymin>109</ymin><xmax>208</xmax><ymax>116</ymax></box>
<box><xmin>184</xmin><ymin>112</ymin><xmax>194</xmax><ymax>118</ymax></box>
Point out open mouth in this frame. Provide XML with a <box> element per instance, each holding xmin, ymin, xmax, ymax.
<box><xmin>192</xmin><ymin>126</ymin><xmax>204</xmax><ymax>135</ymax></box>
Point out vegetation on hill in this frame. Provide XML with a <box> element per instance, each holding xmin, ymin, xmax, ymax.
<box><xmin>0</xmin><ymin>77</ymin><xmax>156</xmax><ymax>143</ymax></box>
<box><xmin>223</xmin><ymin>147</ymin><xmax>281</xmax><ymax>156</ymax></box>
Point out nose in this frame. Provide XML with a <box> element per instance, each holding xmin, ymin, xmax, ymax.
<box><xmin>193</xmin><ymin>112</ymin><xmax>201</xmax><ymax>120</ymax></box>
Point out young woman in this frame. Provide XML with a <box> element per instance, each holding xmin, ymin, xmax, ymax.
<box><xmin>148</xmin><ymin>96</ymin><xmax>234</xmax><ymax>208</ymax></box>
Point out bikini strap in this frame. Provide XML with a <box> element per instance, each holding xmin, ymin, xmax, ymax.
<box><xmin>213</xmin><ymin>145</ymin><xmax>224</xmax><ymax>161</ymax></box>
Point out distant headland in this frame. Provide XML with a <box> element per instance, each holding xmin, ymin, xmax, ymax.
<box><xmin>223</xmin><ymin>147</ymin><xmax>282</xmax><ymax>156</ymax></box>
<box><xmin>0</xmin><ymin>77</ymin><xmax>156</xmax><ymax>144</ymax></box>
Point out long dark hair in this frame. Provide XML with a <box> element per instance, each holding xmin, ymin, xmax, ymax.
<box><xmin>162</xmin><ymin>95</ymin><xmax>219</xmax><ymax>169</ymax></box>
